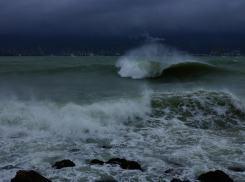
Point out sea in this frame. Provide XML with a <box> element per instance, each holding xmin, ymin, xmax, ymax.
<box><xmin>0</xmin><ymin>44</ymin><xmax>245</xmax><ymax>182</ymax></box>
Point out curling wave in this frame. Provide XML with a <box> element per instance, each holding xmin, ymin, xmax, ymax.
<box><xmin>116</xmin><ymin>59</ymin><xmax>165</xmax><ymax>79</ymax></box>
<box><xmin>0</xmin><ymin>91</ymin><xmax>152</xmax><ymax>140</ymax></box>
<box><xmin>116</xmin><ymin>59</ymin><xmax>230</xmax><ymax>79</ymax></box>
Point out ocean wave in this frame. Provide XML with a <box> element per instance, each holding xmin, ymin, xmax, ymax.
<box><xmin>151</xmin><ymin>90</ymin><xmax>245</xmax><ymax>130</ymax></box>
<box><xmin>160</xmin><ymin>62</ymin><xmax>227</xmax><ymax>77</ymax></box>
<box><xmin>116</xmin><ymin>43</ymin><xmax>195</xmax><ymax>79</ymax></box>
<box><xmin>116</xmin><ymin>58</ymin><xmax>229</xmax><ymax>79</ymax></box>
<box><xmin>0</xmin><ymin>91</ymin><xmax>152</xmax><ymax>140</ymax></box>
<box><xmin>116</xmin><ymin>58</ymin><xmax>166</xmax><ymax>79</ymax></box>
<box><xmin>1</xmin><ymin>89</ymin><xmax>244</xmax><ymax>142</ymax></box>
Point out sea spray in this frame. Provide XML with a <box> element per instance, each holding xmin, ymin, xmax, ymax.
<box><xmin>116</xmin><ymin>43</ymin><xmax>193</xmax><ymax>79</ymax></box>
<box><xmin>1</xmin><ymin>56</ymin><xmax>245</xmax><ymax>181</ymax></box>
<box><xmin>0</xmin><ymin>90</ymin><xmax>152</xmax><ymax>140</ymax></box>
<box><xmin>116</xmin><ymin>59</ymin><xmax>164</xmax><ymax>79</ymax></box>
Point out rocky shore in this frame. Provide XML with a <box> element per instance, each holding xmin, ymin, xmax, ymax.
<box><xmin>7</xmin><ymin>157</ymin><xmax>236</xmax><ymax>182</ymax></box>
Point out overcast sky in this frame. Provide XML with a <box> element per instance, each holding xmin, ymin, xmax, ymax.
<box><xmin>0</xmin><ymin>0</ymin><xmax>244</xmax><ymax>37</ymax></box>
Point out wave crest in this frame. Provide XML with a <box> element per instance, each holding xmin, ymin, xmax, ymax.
<box><xmin>0</xmin><ymin>91</ymin><xmax>152</xmax><ymax>140</ymax></box>
<box><xmin>116</xmin><ymin>59</ymin><xmax>223</xmax><ymax>79</ymax></box>
<box><xmin>116</xmin><ymin>58</ymin><xmax>165</xmax><ymax>79</ymax></box>
<box><xmin>116</xmin><ymin>43</ymin><xmax>195</xmax><ymax>79</ymax></box>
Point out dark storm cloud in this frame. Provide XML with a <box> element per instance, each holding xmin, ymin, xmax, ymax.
<box><xmin>0</xmin><ymin>0</ymin><xmax>244</xmax><ymax>36</ymax></box>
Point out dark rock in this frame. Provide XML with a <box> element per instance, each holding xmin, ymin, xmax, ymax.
<box><xmin>106</xmin><ymin>158</ymin><xmax>143</xmax><ymax>171</ymax></box>
<box><xmin>94</xmin><ymin>180</ymin><xmax>117</xmax><ymax>182</ymax></box>
<box><xmin>101</xmin><ymin>146</ymin><xmax>112</xmax><ymax>149</ymax></box>
<box><xmin>11</xmin><ymin>170</ymin><xmax>52</xmax><ymax>182</ymax></box>
<box><xmin>228</xmin><ymin>167</ymin><xmax>245</xmax><ymax>172</ymax></box>
<box><xmin>165</xmin><ymin>169</ymin><xmax>175</xmax><ymax>174</ymax></box>
<box><xmin>91</xmin><ymin>159</ymin><xmax>105</xmax><ymax>165</ymax></box>
<box><xmin>90</xmin><ymin>158</ymin><xmax>143</xmax><ymax>171</ymax></box>
<box><xmin>171</xmin><ymin>179</ymin><xmax>190</xmax><ymax>182</ymax></box>
<box><xmin>198</xmin><ymin>170</ymin><xmax>233</xmax><ymax>182</ymax></box>
<box><xmin>70</xmin><ymin>149</ymin><xmax>80</xmax><ymax>152</ymax></box>
<box><xmin>2</xmin><ymin>165</ymin><xmax>17</xmax><ymax>170</ymax></box>
<box><xmin>52</xmin><ymin>159</ymin><xmax>75</xmax><ymax>169</ymax></box>
<box><xmin>94</xmin><ymin>177</ymin><xmax>118</xmax><ymax>182</ymax></box>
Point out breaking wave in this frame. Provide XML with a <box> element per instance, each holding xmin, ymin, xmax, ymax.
<box><xmin>116</xmin><ymin>59</ymin><xmax>165</xmax><ymax>79</ymax></box>
<box><xmin>0</xmin><ymin>91</ymin><xmax>152</xmax><ymax>140</ymax></box>
<box><xmin>1</xmin><ymin>89</ymin><xmax>245</xmax><ymax>142</ymax></box>
<box><xmin>116</xmin><ymin>59</ymin><xmax>229</xmax><ymax>79</ymax></box>
<box><xmin>116</xmin><ymin>44</ymin><xmax>238</xmax><ymax>79</ymax></box>
<box><xmin>116</xmin><ymin>44</ymin><xmax>203</xmax><ymax>79</ymax></box>
<box><xmin>151</xmin><ymin>90</ymin><xmax>245</xmax><ymax>130</ymax></box>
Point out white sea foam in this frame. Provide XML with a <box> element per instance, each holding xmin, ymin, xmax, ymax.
<box><xmin>116</xmin><ymin>44</ymin><xmax>193</xmax><ymax>79</ymax></box>
<box><xmin>1</xmin><ymin>90</ymin><xmax>245</xmax><ymax>182</ymax></box>
<box><xmin>116</xmin><ymin>59</ymin><xmax>165</xmax><ymax>79</ymax></box>
<box><xmin>0</xmin><ymin>91</ymin><xmax>152</xmax><ymax>141</ymax></box>
<box><xmin>2</xmin><ymin>56</ymin><xmax>245</xmax><ymax>181</ymax></box>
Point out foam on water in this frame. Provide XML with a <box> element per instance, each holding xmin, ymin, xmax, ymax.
<box><xmin>1</xmin><ymin>89</ymin><xmax>245</xmax><ymax>181</ymax></box>
<box><xmin>116</xmin><ymin>44</ymin><xmax>194</xmax><ymax>79</ymax></box>
<box><xmin>104</xmin><ymin>90</ymin><xmax>245</xmax><ymax>181</ymax></box>
<box><xmin>0</xmin><ymin>91</ymin><xmax>152</xmax><ymax>141</ymax></box>
<box><xmin>116</xmin><ymin>59</ymin><xmax>165</xmax><ymax>79</ymax></box>
<box><xmin>151</xmin><ymin>90</ymin><xmax>245</xmax><ymax>130</ymax></box>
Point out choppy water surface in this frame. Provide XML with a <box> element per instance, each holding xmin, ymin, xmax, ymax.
<box><xmin>1</xmin><ymin>47</ymin><xmax>245</xmax><ymax>181</ymax></box>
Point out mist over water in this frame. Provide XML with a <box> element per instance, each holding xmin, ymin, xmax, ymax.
<box><xmin>0</xmin><ymin>52</ymin><xmax>245</xmax><ymax>181</ymax></box>
<box><xmin>116</xmin><ymin>44</ymin><xmax>195</xmax><ymax>79</ymax></box>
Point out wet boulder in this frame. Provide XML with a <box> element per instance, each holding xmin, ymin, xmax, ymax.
<box><xmin>91</xmin><ymin>159</ymin><xmax>105</xmax><ymax>165</ymax></box>
<box><xmin>1</xmin><ymin>165</ymin><xmax>17</xmax><ymax>170</ymax></box>
<box><xmin>227</xmin><ymin>166</ymin><xmax>245</xmax><ymax>172</ymax></box>
<box><xmin>197</xmin><ymin>170</ymin><xmax>233</xmax><ymax>182</ymax></box>
<box><xmin>52</xmin><ymin>159</ymin><xmax>75</xmax><ymax>169</ymax></box>
<box><xmin>70</xmin><ymin>149</ymin><xmax>80</xmax><ymax>152</ymax></box>
<box><xmin>171</xmin><ymin>179</ymin><xmax>190</xmax><ymax>182</ymax></box>
<box><xmin>90</xmin><ymin>158</ymin><xmax>143</xmax><ymax>171</ymax></box>
<box><xmin>101</xmin><ymin>146</ymin><xmax>112</xmax><ymax>149</ymax></box>
<box><xmin>106</xmin><ymin>158</ymin><xmax>143</xmax><ymax>171</ymax></box>
<box><xmin>94</xmin><ymin>177</ymin><xmax>118</xmax><ymax>182</ymax></box>
<box><xmin>11</xmin><ymin>170</ymin><xmax>52</xmax><ymax>182</ymax></box>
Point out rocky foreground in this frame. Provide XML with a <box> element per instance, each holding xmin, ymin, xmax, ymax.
<box><xmin>7</xmin><ymin>157</ymin><xmax>237</xmax><ymax>182</ymax></box>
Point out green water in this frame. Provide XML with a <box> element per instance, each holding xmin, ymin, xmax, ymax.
<box><xmin>0</xmin><ymin>56</ymin><xmax>245</xmax><ymax>182</ymax></box>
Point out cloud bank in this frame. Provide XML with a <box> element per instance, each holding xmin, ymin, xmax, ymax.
<box><xmin>0</xmin><ymin>0</ymin><xmax>244</xmax><ymax>36</ymax></box>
